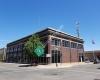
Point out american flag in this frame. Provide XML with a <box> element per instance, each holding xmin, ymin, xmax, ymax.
<box><xmin>92</xmin><ymin>40</ymin><xmax>95</xmax><ymax>44</ymax></box>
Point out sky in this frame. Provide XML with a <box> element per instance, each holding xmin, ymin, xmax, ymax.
<box><xmin>0</xmin><ymin>0</ymin><xmax>100</xmax><ymax>51</ymax></box>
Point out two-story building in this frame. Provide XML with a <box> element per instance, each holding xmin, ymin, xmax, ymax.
<box><xmin>6</xmin><ymin>27</ymin><xmax>84</xmax><ymax>64</ymax></box>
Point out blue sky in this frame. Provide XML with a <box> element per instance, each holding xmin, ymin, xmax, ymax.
<box><xmin>0</xmin><ymin>0</ymin><xmax>100</xmax><ymax>51</ymax></box>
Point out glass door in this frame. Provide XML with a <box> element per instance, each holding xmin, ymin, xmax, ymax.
<box><xmin>52</xmin><ymin>50</ymin><xmax>61</xmax><ymax>63</ymax></box>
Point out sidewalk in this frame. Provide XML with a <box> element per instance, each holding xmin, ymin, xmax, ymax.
<box><xmin>0</xmin><ymin>62</ymin><xmax>93</xmax><ymax>69</ymax></box>
<box><xmin>36</xmin><ymin>62</ymin><xmax>92</xmax><ymax>69</ymax></box>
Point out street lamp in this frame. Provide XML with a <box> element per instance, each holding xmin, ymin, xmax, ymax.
<box><xmin>55</xmin><ymin>47</ymin><xmax>58</xmax><ymax>67</ymax></box>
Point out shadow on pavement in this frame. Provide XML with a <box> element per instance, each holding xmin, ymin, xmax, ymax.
<box><xmin>94</xmin><ymin>79</ymin><xmax>100</xmax><ymax>80</ymax></box>
<box><xmin>97</xmin><ymin>68</ymin><xmax>100</xmax><ymax>69</ymax></box>
<box><xmin>18</xmin><ymin>64</ymin><xmax>38</xmax><ymax>67</ymax></box>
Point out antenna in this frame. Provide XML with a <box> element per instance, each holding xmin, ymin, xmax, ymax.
<box><xmin>76</xmin><ymin>21</ymin><xmax>80</xmax><ymax>38</ymax></box>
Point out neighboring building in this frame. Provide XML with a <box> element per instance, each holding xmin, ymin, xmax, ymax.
<box><xmin>6</xmin><ymin>27</ymin><xmax>84</xmax><ymax>64</ymax></box>
<box><xmin>0</xmin><ymin>48</ymin><xmax>6</xmax><ymax>61</ymax></box>
<box><xmin>84</xmin><ymin>50</ymin><xmax>100</xmax><ymax>61</ymax></box>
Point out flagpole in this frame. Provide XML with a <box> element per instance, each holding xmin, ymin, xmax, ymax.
<box><xmin>92</xmin><ymin>40</ymin><xmax>97</xmax><ymax>64</ymax></box>
<box><xmin>93</xmin><ymin>46</ymin><xmax>95</xmax><ymax>63</ymax></box>
<box><xmin>93</xmin><ymin>47</ymin><xmax>97</xmax><ymax>64</ymax></box>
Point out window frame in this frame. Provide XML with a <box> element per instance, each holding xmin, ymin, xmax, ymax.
<box><xmin>51</xmin><ymin>38</ymin><xmax>61</xmax><ymax>46</ymax></box>
<box><xmin>62</xmin><ymin>40</ymin><xmax>70</xmax><ymax>48</ymax></box>
<box><xmin>71</xmin><ymin>42</ymin><xmax>77</xmax><ymax>48</ymax></box>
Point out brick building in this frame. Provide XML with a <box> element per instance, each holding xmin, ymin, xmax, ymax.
<box><xmin>84</xmin><ymin>50</ymin><xmax>100</xmax><ymax>62</ymax></box>
<box><xmin>6</xmin><ymin>27</ymin><xmax>84</xmax><ymax>64</ymax></box>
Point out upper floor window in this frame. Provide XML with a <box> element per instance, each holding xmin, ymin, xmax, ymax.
<box><xmin>14</xmin><ymin>47</ymin><xmax>16</xmax><ymax>52</ymax></box>
<box><xmin>62</xmin><ymin>40</ymin><xmax>70</xmax><ymax>47</ymax></box>
<box><xmin>71</xmin><ymin>42</ymin><xmax>77</xmax><ymax>48</ymax></box>
<box><xmin>17</xmin><ymin>45</ymin><xmax>21</xmax><ymax>51</ymax></box>
<box><xmin>16</xmin><ymin>44</ymin><xmax>24</xmax><ymax>51</ymax></box>
<box><xmin>51</xmin><ymin>38</ymin><xmax>61</xmax><ymax>46</ymax></box>
<box><xmin>78</xmin><ymin>44</ymin><xmax>83</xmax><ymax>49</ymax></box>
<box><xmin>9</xmin><ymin>48</ymin><xmax>13</xmax><ymax>52</ymax></box>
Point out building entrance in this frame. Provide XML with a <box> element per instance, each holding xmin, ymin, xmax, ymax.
<box><xmin>52</xmin><ymin>50</ymin><xmax>61</xmax><ymax>63</ymax></box>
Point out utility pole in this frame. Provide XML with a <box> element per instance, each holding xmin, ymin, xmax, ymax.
<box><xmin>75</xmin><ymin>21</ymin><xmax>83</xmax><ymax>62</ymax></box>
<box><xmin>76</xmin><ymin>21</ymin><xmax>80</xmax><ymax>38</ymax></box>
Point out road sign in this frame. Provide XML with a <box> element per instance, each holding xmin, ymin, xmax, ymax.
<box><xmin>34</xmin><ymin>46</ymin><xmax>44</xmax><ymax>57</ymax></box>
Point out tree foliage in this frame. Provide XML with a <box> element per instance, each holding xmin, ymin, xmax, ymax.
<box><xmin>24</xmin><ymin>34</ymin><xmax>45</xmax><ymax>57</ymax></box>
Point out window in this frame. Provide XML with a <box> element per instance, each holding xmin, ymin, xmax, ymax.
<box><xmin>13</xmin><ymin>47</ymin><xmax>16</xmax><ymax>52</ymax></box>
<box><xmin>78</xmin><ymin>44</ymin><xmax>83</xmax><ymax>49</ymax></box>
<box><xmin>62</xmin><ymin>40</ymin><xmax>70</xmax><ymax>47</ymax></box>
<box><xmin>9</xmin><ymin>48</ymin><xmax>11</xmax><ymax>52</ymax></box>
<box><xmin>51</xmin><ymin>38</ymin><xmax>61</xmax><ymax>46</ymax></box>
<box><xmin>71</xmin><ymin>42</ymin><xmax>77</xmax><ymax>48</ymax></box>
<box><xmin>10</xmin><ymin>47</ymin><xmax>13</xmax><ymax>52</ymax></box>
<box><xmin>52</xmin><ymin>50</ymin><xmax>61</xmax><ymax>63</ymax></box>
<box><xmin>16</xmin><ymin>44</ymin><xmax>23</xmax><ymax>51</ymax></box>
<box><xmin>17</xmin><ymin>45</ymin><xmax>22</xmax><ymax>51</ymax></box>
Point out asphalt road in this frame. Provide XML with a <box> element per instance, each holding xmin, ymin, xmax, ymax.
<box><xmin>0</xmin><ymin>63</ymin><xmax>100</xmax><ymax>80</ymax></box>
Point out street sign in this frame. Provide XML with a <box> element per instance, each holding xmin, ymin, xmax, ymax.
<box><xmin>34</xmin><ymin>46</ymin><xmax>44</xmax><ymax>57</ymax></box>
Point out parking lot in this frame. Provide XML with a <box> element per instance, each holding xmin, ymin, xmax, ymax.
<box><xmin>0</xmin><ymin>63</ymin><xmax>100</xmax><ymax>80</ymax></box>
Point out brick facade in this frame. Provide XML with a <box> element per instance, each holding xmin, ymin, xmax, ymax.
<box><xmin>6</xmin><ymin>28</ymin><xmax>84</xmax><ymax>64</ymax></box>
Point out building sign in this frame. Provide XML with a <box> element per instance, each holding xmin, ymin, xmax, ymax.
<box><xmin>34</xmin><ymin>46</ymin><xmax>44</xmax><ymax>57</ymax></box>
<box><xmin>46</xmin><ymin>54</ymin><xmax>51</xmax><ymax>57</ymax></box>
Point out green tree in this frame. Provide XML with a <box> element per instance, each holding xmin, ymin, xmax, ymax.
<box><xmin>24</xmin><ymin>34</ymin><xmax>45</xmax><ymax>63</ymax></box>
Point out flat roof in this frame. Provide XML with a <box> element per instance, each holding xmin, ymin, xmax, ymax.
<box><xmin>37</xmin><ymin>27</ymin><xmax>83</xmax><ymax>39</ymax></box>
<box><xmin>7</xmin><ymin>27</ymin><xmax>84</xmax><ymax>46</ymax></box>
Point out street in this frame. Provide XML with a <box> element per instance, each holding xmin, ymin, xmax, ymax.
<box><xmin>0</xmin><ymin>63</ymin><xmax>100</xmax><ymax>80</ymax></box>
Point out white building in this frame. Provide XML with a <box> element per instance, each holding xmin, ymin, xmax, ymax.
<box><xmin>0</xmin><ymin>48</ymin><xmax>6</xmax><ymax>61</ymax></box>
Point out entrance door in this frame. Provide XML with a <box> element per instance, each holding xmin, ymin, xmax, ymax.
<box><xmin>52</xmin><ymin>50</ymin><xmax>61</xmax><ymax>63</ymax></box>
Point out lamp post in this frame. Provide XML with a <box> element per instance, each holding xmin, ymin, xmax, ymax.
<box><xmin>55</xmin><ymin>47</ymin><xmax>58</xmax><ymax>67</ymax></box>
